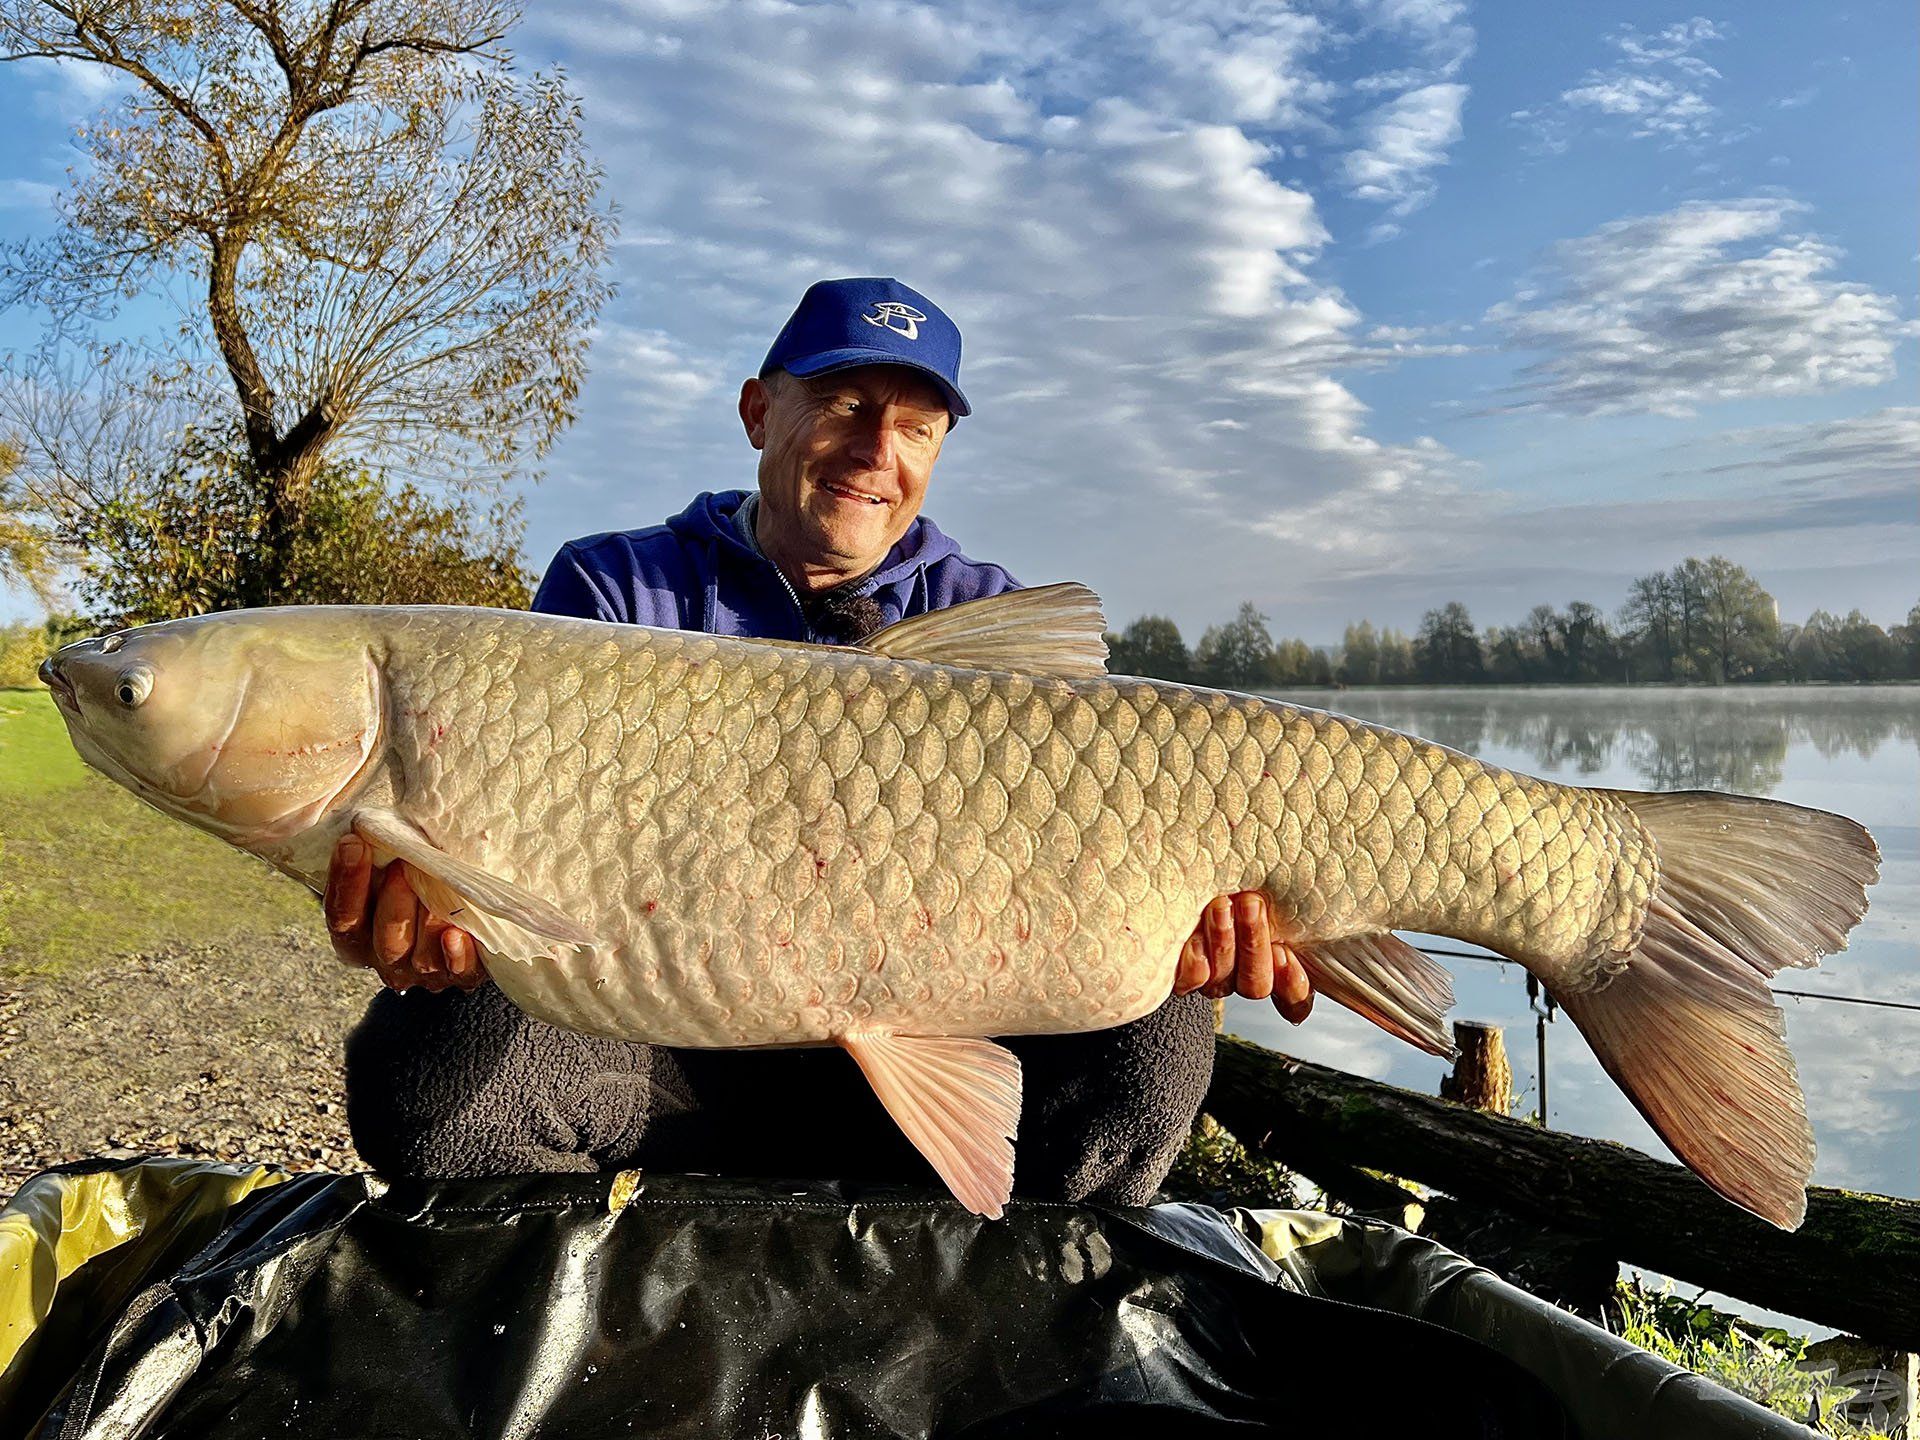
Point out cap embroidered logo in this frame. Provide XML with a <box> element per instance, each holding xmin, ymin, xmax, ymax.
<box><xmin>862</xmin><ymin>302</ymin><xmax>926</xmax><ymax>341</ymax></box>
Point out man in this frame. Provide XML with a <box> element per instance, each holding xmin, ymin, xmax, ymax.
<box><xmin>330</xmin><ymin>278</ymin><xmax>1314</xmax><ymax>1204</ymax></box>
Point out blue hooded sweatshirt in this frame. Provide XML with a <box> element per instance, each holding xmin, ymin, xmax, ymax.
<box><xmin>529</xmin><ymin>490</ymin><xmax>1019</xmax><ymax>642</ymax></box>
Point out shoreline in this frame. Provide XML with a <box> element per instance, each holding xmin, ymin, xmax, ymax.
<box><xmin>0</xmin><ymin>927</ymin><xmax>375</xmax><ymax>1203</ymax></box>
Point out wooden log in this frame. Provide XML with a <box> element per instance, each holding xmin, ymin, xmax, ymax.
<box><xmin>1438</xmin><ymin>1021</ymin><xmax>1512</xmax><ymax>1115</ymax></box>
<box><xmin>1208</xmin><ymin>1035</ymin><xmax>1920</xmax><ymax>1349</ymax></box>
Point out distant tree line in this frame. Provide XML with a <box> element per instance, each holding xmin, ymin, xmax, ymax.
<box><xmin>1105</xmin><ymin>557</ymin><xmax>1920</xmax><ymax>688</ymax></box>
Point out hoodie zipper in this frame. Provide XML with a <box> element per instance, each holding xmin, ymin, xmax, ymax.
<box><xmin>768</xmin><ymin>563</ymin><xmax>813</xmax><ymax>641</ymax></box>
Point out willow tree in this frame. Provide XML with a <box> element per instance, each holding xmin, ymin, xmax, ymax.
<box><xmin>0</xmin><ymin>0</ymin><xmax>614</xmax><ymax>607</ymax></box>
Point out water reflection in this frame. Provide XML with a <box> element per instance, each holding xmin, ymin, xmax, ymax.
<box><xmin>1299</xmin><ymin>686</ymin><xmax>1920</xmax><ymax>795</ymax></box>
<box><xmin>1233</xmin><ymin>682</ymin><xmax>1920</xmax><ymax>1209</ymax></box>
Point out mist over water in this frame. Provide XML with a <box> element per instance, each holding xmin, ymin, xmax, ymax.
<box><xmin>1225</xmin><ymin>684</ymin><xmax>1920</xmax><ymax>1204</ymax></box>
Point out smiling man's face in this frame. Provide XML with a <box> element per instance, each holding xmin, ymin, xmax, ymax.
<box><xmin>740</xmin><ymin>364</ymin><xmax>952</xmax><ymax>593</ymax></box>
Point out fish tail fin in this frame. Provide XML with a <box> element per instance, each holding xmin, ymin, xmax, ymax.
<box><xmin>1555</xmin><ymin>790</ymin><xmax>1880</xmax><ymax>1230</ymax></box>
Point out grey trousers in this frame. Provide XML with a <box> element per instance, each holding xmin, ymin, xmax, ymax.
<box><xmin>343</xmin><ymin>984</ymin><xmax>1216</xmax><ymax>1207</ymax></box>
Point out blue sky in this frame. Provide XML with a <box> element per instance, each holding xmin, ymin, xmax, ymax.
<box><xmin>1</xmin><ymin>0</ymin><xmax>1914</xmax><ymax>644</ymax></box>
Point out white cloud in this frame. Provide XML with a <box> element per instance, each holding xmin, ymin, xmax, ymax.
<box><xmin>520</xmin><ymin>0</ymin><xmax>1476</xmax><ymax>628</ymax></box>
<box><xmin>1515</xmin><ymin>16</ymin><xmax>1727</xmax><ymax>151</ymax></box>
<box><xmin>1705</xmin><ymin>408</ymin><xmax>1920</xmax><ymax>483</ymax></box>
<box><xmin>1340</xmin><ymin>82</ymin><xmax>1466</xmax><ymax>215</ymax></box>
<box><xmin>0</xmin><ymin>178</ymin><xmax>57</xmax><ymax>211</ymax></box>
<box><xmin>596</xmin><ymin>324</ymin><xmax>726</xmax><ymax>414</ymax></box>
<box><xmin>1485</xmin><ymin>198</ymin><xmax>1906</xmax><ymax>416</ymax></box>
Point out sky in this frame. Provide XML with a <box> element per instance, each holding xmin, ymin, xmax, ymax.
<box><xmin>1</xmin><ymin>0</ymin><xmax>1915</xmax><ymax>645</ymax></box>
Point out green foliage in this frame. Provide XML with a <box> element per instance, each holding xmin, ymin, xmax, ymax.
<box><xmin>1619</xmin><ymin>557</ymin><xmax>1783</xmax><ymax>682</ymax></box>
<box><xmin>0</xmin><ymin>437</ymin><xmax>59</xmax><ymax>603</ymax></box>
<box><xmin>1196</xmin><ymin>602</ymin><xmax>1279</xmax><ymax>689</ymax></box>
<box><xmin>0</xmin><ymin>689</ymin><xmax>313</xmax><ymax>978</ymax></box>
<box><xmin>1416</xmin><ymin>601</ymin><xmax>1483</xmax><ymax>682</ymax></box>
<box><xmin>1897</xmin><ymin>602</ymin><xmax>1920</xmax><ymax>680</ymax></box>
<box><xmin>63</xmin><ymin>435</ymin><xmax>532</xmax><ymax>625</ymax></box>
<box><xmin>1484</xmin><ymin>601</ymin><xmax>1624</xmax><ymax>683</ymax></box>
<box><xmin>1107</xmin><ymin>615</ymin><xmax>1192</xmax><ymax>682</ymax></box>
<box><xmin>1608</xmin><ymin>1279</ymin><xmax>1893</xmax><ymax>1437</ymax></box>
<box><xmin>1160</xmin><ymin>1115</ymin><xmax>1299</xmax><ymax>1209</ymax></box>
<box><xmin>1</xmin><ymin>0</ymin><xmax>613</xmax><ymax>604</ymax></box>
<box><xmin>0</xmin><ymin>613</ymin><xmax>91</xmax><ymax>689</ymax></box>
<box><xmin>1106</xmin><ymin>568</ymin><xmax>1916</xmax><ymax>689</ymax></box>
<box><xmin>1337</xmin><ymin>619</ymin><xmax>1416</xmax><ymax>685</ymax></box>
<box><xmin>1790</xmin><ymin>609</ymin><xmax>1905</xmax><ymax>683</ymax></box>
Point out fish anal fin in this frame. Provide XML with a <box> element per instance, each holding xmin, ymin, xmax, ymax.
<box><xmin>350</xmin><ymin>806</ymin><xmax>599</xmax><ymax>950</ymax></box>
<box><xmin>1291</xmin><ymin>931</ymin><xmax>1457</xmax><ymax>1059</ymax></box>
<box><xmin>860</xmin><ymin>582</ymin><xmax>1108</xmax><ymax>678</ymax></box>
<box><xmin>838</xmin><ymin>1031</ymin><xmax>1023</xmax><ymax>1218</ymax></box>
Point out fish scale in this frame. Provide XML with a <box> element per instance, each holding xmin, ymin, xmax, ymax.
<box><xmin>361</xmin><ymin>607</ymin><xmax>1654</xmax><ymax>1051</ymax></box>
<box><xmin>44</xmin><ymin>587</ymin><xmax>1877</xmax><ymax>1226</ymax></box>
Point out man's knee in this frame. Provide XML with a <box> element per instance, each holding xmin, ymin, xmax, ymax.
<box><xmin>1008</xmin><ymin>992</ymin><xmax>1216</xmax><ymax>1207</ymax></box>
<box><xmin>343</xmin><ymin>985</ymin><xmax>674</xmax><ymax>1179</ymax></box>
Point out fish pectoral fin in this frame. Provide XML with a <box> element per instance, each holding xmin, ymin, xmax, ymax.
<box><xmin>837</xmin><ymin>1030</ymin><xmax>1023</xmax><ymax>1219</ymax></box>
<box><xmin>859</xmin><ymin>582</ymin><xmax>1109</xmax><ymax>678</ymax></box>
<box><xmin>349</xmin><ymin>807</ymin><xmax>600</xmax><ymax>949</ymax></box>
<box><xmin>1291</xmin><ymin>931</ymin><xmax>1457</xmax><ymax>1058</ymax></box>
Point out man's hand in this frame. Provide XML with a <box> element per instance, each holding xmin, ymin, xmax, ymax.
<box><xmin>1174</xmin><ymin>892</ymin><xmax>1313</xmax><ymax>1024</ymax></box>
<box><xmin>324</xmin><ymin>835</ymin><xmax>488</xmax><ymax>993</ymax></box>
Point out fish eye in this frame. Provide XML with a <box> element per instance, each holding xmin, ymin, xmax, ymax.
<box><xmin>115</xmin><ymin>667</ymin><xmax>154</xmax><ymax>708</ymax></box>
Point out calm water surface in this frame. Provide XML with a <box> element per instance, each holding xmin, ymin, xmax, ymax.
<box><xmin>1225</xmin><ymin>685</ymin><xmax>1920</xmax><ymax>1204</ymax></box>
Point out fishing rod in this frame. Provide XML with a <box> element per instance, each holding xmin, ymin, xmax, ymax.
<box><xmin>1413</xmin><ymin>944</ymin><xmax>1920</xmax><ymax>1014</ymax></box>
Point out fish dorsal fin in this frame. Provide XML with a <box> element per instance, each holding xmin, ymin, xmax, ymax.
<box><xmin>351</xmin><ymin>807</ymin><xmax>600</xmax><ymax>950</ymax></box>
<box><xmin>860</xmin><ymin>582</ymin><xmax>1109</xmax><ymax>678</ymax></box>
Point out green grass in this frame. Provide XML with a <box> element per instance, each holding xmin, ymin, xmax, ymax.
<box><xmin>0</xmin><ymin>687</ymin><xmax>316</xmax><ymax>978</ymax></box>
<box><xmin>1608</xmin><ymin>1280</ymin><xmax>1894</xmax><ymax>1437</ymax></box>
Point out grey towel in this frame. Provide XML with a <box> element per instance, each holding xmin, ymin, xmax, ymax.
<box><xmin>345</xmin><ymin>986</ymin><xmax>1214</xmax><ymax>1206</ymax></box>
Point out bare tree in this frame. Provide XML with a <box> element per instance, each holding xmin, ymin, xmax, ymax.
<box><xmin>1</xmin><ymin>0</ymin><xmax>615</xmax><ymax>605</ymax></box>
<box><xmin>1621</xmin><ymin>572</ymin><xmax>1678</xmax><ymax>681</ymax></box>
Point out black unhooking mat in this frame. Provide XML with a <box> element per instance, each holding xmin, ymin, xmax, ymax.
<box><xmin>6</xmin><ymin>1162</ymin><xmax>1578</xmax><ymax>1439</ymax></box>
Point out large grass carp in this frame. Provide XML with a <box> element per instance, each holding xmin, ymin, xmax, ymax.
<box><xmin>39</xmin><ymin>585</ymin><xmax>1878</xmax><ymax>1226</ymax></box>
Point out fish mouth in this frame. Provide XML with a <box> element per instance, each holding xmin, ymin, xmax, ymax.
<box><xmin>39</xmin><ymin>655</ymin><xmax>76</xmax><ymax>708</ymax></box>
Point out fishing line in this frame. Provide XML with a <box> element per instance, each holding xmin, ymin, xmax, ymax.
<box><xmin>1412</xmin><ymin>944</ymin><xmax>1920</xmax><ymax>1014</ymax></box>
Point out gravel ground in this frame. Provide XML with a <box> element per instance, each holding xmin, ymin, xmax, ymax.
<box><xmin>0</xmin><ymin>927</ymin><xmax>379</xmax><ymax>1203</ymax></box>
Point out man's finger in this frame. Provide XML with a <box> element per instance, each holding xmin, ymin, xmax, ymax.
<box><xmin>411</xmin><ymin>912</ymin><xmax>447</xmax><ymax>979</ymax></box>
<box><xmin>1174</xmin><ymin>930</ymin><xmax>1209</xmax><ymax>995</ymax></box>
<box><xmin>443</xmin><ymin>929</ymin><xmax>489</xmax><ymax>991</ymax></box>
<box><xmin>372</xmin><ymin>864</ymin><xmax>419</xmax><ymax>967</ymax></box>
<box><xmin>1201</xmin><ymin>895</ymin><xmax>1236</xmax><ymax>998</ymax></box>
<box><xmin>442</xmin><ymin>926</ymin><xmax>473</xmax><ymax>980</ymax></box>
<box><xmin>1233</xmin><ymin>892</ymin><xmax>1274</xmax><ymax>1001</ymax></box>
<box><xmin>1274</xmin><ymin>943</ymin><xmax>1314</xmax><ymax>1024</ymax></box>
<box><xmin>324</xmin><ymin>835</ymin><xmax>371</xmax><ymax>940</ymax></box>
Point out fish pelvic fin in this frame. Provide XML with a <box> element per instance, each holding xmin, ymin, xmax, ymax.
<box><xmin>838</xmin><ymin>1031</ymin><xmax>1022</xmax><ymax>1219</ymax></box>
<box><xmin>1290</xmin><ymin>932</ymin><xmax>1457</xmax><ymax>1059</ymax></box>
<box><xmin>859</xmin><ymin>582</ymin><xmax>1109</xmax><ymax>678</ymax></box>
<box><xmin>1551</xmin><ymin>789</ymin><xmax>1880</xmax><ymax>1232</ymax></box>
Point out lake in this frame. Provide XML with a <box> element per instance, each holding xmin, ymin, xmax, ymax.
<box><xmin>1225</xmin><ymin>684</ymin><xmax>1920</xmax><ymax>1206</ymax></box>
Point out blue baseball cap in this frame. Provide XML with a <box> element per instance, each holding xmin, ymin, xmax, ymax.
<box><xmin>760</xmin><ymin>277</ymin><xmax>971</xmax><ymax>420</ymax></box>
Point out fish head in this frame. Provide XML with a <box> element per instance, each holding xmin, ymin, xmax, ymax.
<box><xmin>40</xmin><ymin>609</ymin><xmax>384</xmax><ymax>845</ymax></box>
